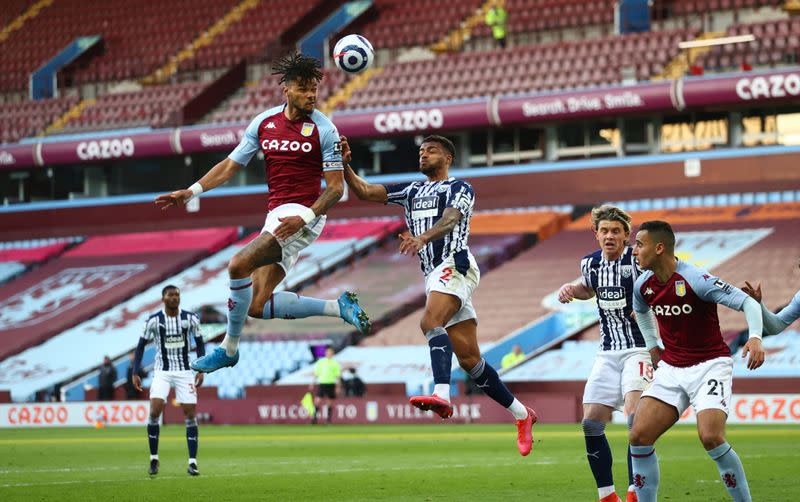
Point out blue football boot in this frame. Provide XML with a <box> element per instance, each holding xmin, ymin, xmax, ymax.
<box><xmin>190</xmin><ymin>347</ymin><xmax>239</xmax><ymax>373</ymax></box>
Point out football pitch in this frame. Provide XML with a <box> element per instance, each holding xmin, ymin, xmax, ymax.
<box><xmin>0</xmin><ymin>424</ymin><xmax>797</xmax><ymax>501</ymax></box>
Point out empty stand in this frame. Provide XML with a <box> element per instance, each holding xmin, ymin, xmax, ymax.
<box><xmin>695</xmin><ymin>18</ymin><xmax>800</xmax><ymax>70</ymax></box>
<box><xmin>342</xmin><ymin>29</ymin><xmax>696</xmax><ymax>110</ymax></box>
<box><xmin>0</xmin><ymin>0</ymin><xmax>240</xmax><ymax>92</ymax></box>
<box><xmin>357</xmin><ymin>0</ymin><xmax>484</xmax><ymax>50</ymax></box>
<box><xmin>207</xmin><ymin>69</ymin><xmax>348</xmax><ymax>124</ymax></box>
<box><xmin>0</xmin><ymin>228</ymin><xmax>238</xmax><ymax>362</ymax></box>
<box><xmin>179</xmin><ymin>0</ymin><xmax>318</xmax><ymax>72</ymax></box>
<box><xmin>58</xmin><ymin>82</ymin><xmax>207</xmax><ymax>133</ymax></box>
<box><xmin>0</xmin><ymin>237</ymin><xmax>80</xmax><ymax>285</ymax></box>
<box><xmin>0</xmin><ymin>96</ymin><xmax>79</xmax><ymax>143</ymax></box>
<box><xmin>472</xmin><ymin>0</ymin><xmax>615</xmax><ymax>40</ymax></box>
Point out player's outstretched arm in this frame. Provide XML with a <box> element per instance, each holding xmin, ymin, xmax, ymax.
<box><xmin>340</xmin><ymin>135</ymin><xmax>388</xmax><ymax>203</ymax></box>
<box><xmin>154</xmin><ymin>158</ymin><xmax>243</xmax><ymax>210</ymax></box>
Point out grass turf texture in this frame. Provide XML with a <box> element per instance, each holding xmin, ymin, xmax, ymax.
<box><xmin>0</xmin><ymin>424</ymin><xmax>796</xmax><ymax>501</ymax></box>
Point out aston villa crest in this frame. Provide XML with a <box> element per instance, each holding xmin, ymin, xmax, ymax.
<box><xmin>675</xmin><ymin>280</ymin><xmax>686</xmax><ymax>297</ymax></box>
<box><xmin>301</xmin><ymin>122</ymin><xmax>315</xmax><ymax>137</ymax></box>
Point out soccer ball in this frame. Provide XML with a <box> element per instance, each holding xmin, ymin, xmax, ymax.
<box><xmin>332</xmin><ymin>34</ymin><xmax>374</xmax><ymax>74</ymax></box>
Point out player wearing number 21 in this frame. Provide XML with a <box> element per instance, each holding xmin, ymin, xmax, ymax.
<box><xmin>629</xmin><ymin>221</ymin><xmax>765</xmax><ymax>502</ymax></box>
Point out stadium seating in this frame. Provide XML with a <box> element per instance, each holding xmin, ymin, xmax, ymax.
<box><xmin>0</xmin><ymin>96</ymin><xmax>79</xmax><ymax>143</ymax></box>
<box><xmin>695</xmin><ymin>18</ymin><xmax>800</xmax><ymax>71</ymax></box>
<box><xmin>0</xmin><ymin>237</ymin><xmax>80</xmax><ymax>284</ymax></box>
<box><xmin>472</xmin><ymin>0</ymin><xmax>615</xmax><ymax>40</ymax></box>
<box><xmin>58</xmin><ymin>82</ymin><xmax>208</xmax><ymax>133</ymax></box>
<box><xmin>197</xmin><ymin>341</ymin><xmax>314</xmax><ymax>398</ymax></box>
<box><xmin>357</xmin><ymin>0</ymin><xmax>484</xmax><ymax>50</ymax></box>
<box><xmin>658</xmin><ymin>0</ymin><xmax>784</xmax><ymax>17</ymax></box>
<box><xmin>0</xmin><ymin>0</ymin><xmax>240</xmax><ymax>92</ymax></box>
<box><xmin>178</xmin><ymin>0</ymin><xmax>318</xmax><ymax>72</ymax></box>
<box><xmin>207</xmin><ymin>69</ymin><xmax>348</xmax><ymax>124</ymax></box>
<box><xmin>341</xmin><ymin>28</ymin><xmax>697</xmax><ymax>110</ymax></box>
<box><xmin>0</xmin><ymin>0</ymin><xmax>31</xmax><ymax>29</ymax></box>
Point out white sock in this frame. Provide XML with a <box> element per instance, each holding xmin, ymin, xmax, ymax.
<box><xmin>220</xmin><ymin>335</ymin><xmax>239</xmax><ymax>356</ymax></box>
<box><xmin>507</xmin><ymin>398</ymin><xmax>528</xmax><ymax>420</ymax></box>
<box><xmin>628</xmin><ymin>485</ymin><xmax>635</xmax><ymax>493</ymax></box>
<box><xmin>150</xmin><ymin>454</ymin><xmax>158</xmax><ymax>461</ymax></box>
<box><xmin>189</xmin><ymin>458</ymin><xmax>197</xmax><ymax>465</ymax></box>
<box><xmin>323</xmin><ymin>300</ymin><xmax>340</xmax><ymax>317</ymax></box>
<box><xmin>598</xmin><ymin>485</ymin><xmax>615</xmax><ymax>499</ymax></box>
<box><xmin>433</xmin><ymin>384</ymin><xmax>450</xmax><ymax>402</ymax></box>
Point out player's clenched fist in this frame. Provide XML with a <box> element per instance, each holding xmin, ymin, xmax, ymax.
<box><xmin>558</xmin><ymin>283</ymin><xmax>577</xmax><ymax>303</ymax></box>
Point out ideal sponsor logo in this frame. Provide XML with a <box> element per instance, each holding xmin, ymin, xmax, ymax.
<box><xmin>374</xmin><ymin>108</ymin><xmax>443</xmax><ymax>134</ymax></box>
<box><xmin>597</xmin><ymin>286</ymin><xmax>626</xmax><ymax>310</ymax></box>
<box><xmin>0</xmin><ymin>265</ymin><xmax>147</xmax><ymax>330</ymax></box>
<box><xmin>76</xmin><ymin>138</ymin><xmax>135</xmax><ymax>160</ymax></box>
<box><xmin>735</xmin><ymin>73</ymin><xmax>800</xmax><ymax>100</ymax></box>
<box><xmin>411</xmin><ymin>195</ymin><xmax>439</xmax><ymax>219</ymax></box>
<box><xmin>0</xmin><ymin>151</ymin><xmax>15</xmax><ymax>165</ymax></box>
<box><xmin>261</xmin><ymin>139</ymin><xmax>313</xmax><ymax>153</ymax></box>
<box><xmin>652</xmin><ymin>304</ymin><xmax>693</xmax><ymax>316</ymax></box>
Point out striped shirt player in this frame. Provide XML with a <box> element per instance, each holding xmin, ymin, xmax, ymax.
<box><xmin>142</xmin><ymin>309</ymin><xmax>203</xmax><ymax>373</ymax></box>
<box><xmin>133</xmin><ymin>285</ymin><xmax>205</xmax><ymax>477</ymax></box>
<box><xmin>385</xmin><ymin>178</ymin><xmax>480</xmax><ymax>327</ymax></box>
<box><xmin>385</xmin><ymin>178</ymin><xmax>475</xmax><ymax>278</ymax></box>
<box><xmin>558</xmin><ymin>205</ymin><xmax>652</xmax><ymax>502</ymax></box>
<box><xmin>342</xmin><ymin>135</ymin><xmax>536</xmax><ymax>456</ymax></box>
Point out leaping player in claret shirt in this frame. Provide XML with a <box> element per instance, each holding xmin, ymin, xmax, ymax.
<box><xmin>155</xmin><ymin>53</ymin><xmax>371</xmax><ymax>373</ymax></box>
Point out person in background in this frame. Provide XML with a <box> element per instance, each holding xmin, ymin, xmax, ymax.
<box><xmin>98</xmin><ymin>355</ymin><xmax>117</xmax><ymax>401</ymax></box>
<box><xmin>485</xmin><ymin>0</ymin><xmax>508</xmax><ymax>49</ymax></box>
<box><xmin>501</xmin><ymin>344</ymin><xmax>526</xmax><ymax>370</ymax></box>
<box><xmin>312</xmin><ymin>346</ymin><xmax>341</xmax><ymax>424</ymax></box>
<box><xmin>343</xmin><ymin>367</ymin><xmax>366</xmax><ymax>397</ymax></box>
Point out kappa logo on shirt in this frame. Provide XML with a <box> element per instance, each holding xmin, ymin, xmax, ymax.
<box><xmin>266</xmin><ymin>122</ymin><xmax>276</xmax><ymax>129</ymax></box>
<box><xmin>644</xmin><ymin>287</ymin><xmax>655</xmax><ymax>296</ymax></box>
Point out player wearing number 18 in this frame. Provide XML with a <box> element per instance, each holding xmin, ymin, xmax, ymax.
<box><xmin>629</xmin><ymin>221</ymin><xmax>766</xmax><ymax>502</ymax></box>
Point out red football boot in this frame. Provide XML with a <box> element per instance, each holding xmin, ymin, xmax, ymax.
<box><xmin>516</xmin><ymin>406</ymin><xmax>537</xmax><ymax>456</ymax></box>
<box><xmin>409</xmin><ymin>394</ymin><xmax>453</xmax><ymax>419</ymax></box>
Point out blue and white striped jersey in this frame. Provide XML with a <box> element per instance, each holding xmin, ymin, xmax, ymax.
<box><xmin>142</xmin><ymin>310</ymin><xmax>201</xmax><ymax>371</ymax></box>
<box><xmin>580</xmin><ymin>246</ymin><xmax>646</xmax><ymax>351</ymax></box>
<box><xmin>384</xmin><ymin>177</ymin><xmax>474</xmax><ymax>276</ymax></box>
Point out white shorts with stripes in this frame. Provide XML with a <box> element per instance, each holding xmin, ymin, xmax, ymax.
<box><xmin>261</xmin><ymin>203</ymin><xmax>326</xmax><ymax>273</ymax></box>
<box><xmin>425</xmin><ymin>253</ymin><xmax>480</xmax><ymax>328</ymax></box>
<box><xmin>583</xmin><ymin>348</ymin><xmax>652</xmax><ymax>410</ymax></box>
<box><xmin>150</xmin><ymin>370</ymin><xmax>197</xmax><ymax>404</ymax></box>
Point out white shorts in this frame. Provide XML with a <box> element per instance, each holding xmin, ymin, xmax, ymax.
<box><xmin>642</xmin><ymin>356</ymin><xmax>733</xmax><ymax>416</ymax></box>
<box><xmin>150</xmin><ymin>370</ymin><xmax>197</xmax><ymax>404</ymax></box>
<box><xmin>583</xmin><ymin>348</ymin><xmax>653</xmax><ymax>410</ymax></box>
<box><xmin>424</xmin><ymin>253</ymin><xmax>480</xmax><ymax>328</ymax></box>
<box><xmin>261</xmin><ymin>203</ymin><xmax>326</xmax><ymax>273</ymax></box>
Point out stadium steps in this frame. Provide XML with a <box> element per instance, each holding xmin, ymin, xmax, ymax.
<box><xmin>141</xmin><ymin>0</ymin><xmax>261</xmax><ymax>85</ymax></box>
<box><xmin>0</xmin><ymin>0</ymin><xmax>52</xmax><ymax>44</ymax></box>
<box><xmin>43</xmin><ymin>98</ymin><xmax>96</xmax><ymax>136</ymax></box>
<box><xmin>430</xmin><ymin>0</ymin><xmax>493</xmax><ymax>53</ymax></box>
<box><xmin>320</xmin><ymin>67</ymin><xmax>383</xmax><ymax>115</ymax></box>
<box><xmin>652</xmin><ymin>31</ymin><xmax>726</xmax><ymax>80</ymax></box>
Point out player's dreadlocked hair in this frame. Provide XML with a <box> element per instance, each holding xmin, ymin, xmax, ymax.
<box><xmin>271</xmin><ymin>52</ymin><xmax>323</xmax><ymax>85</ymax></box>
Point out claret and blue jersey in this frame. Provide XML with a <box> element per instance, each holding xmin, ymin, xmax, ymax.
<box><xmin>384</xmin><ymin>178</ymin><xmax>475</xmax><ymax>276</ymax></box>
<box><xmin>228</xmin><ymin>105</ymin><xmax>343</xmax><ymax>212</ymax></box>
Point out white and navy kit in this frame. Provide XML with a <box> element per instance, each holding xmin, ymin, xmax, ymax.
<box><xmin>580</xmin><ymin>247</ymin><xmax>646</xmax><ymax>351</ymax></box>
<box><xmin>384</xmin><ymin>177</ymin><xmax>479</xmax><ymax>328</ymax></box>
<box><xmin>580</xmin><ymin>246</ymin><xmax>651</xmax><ymax>409</ymax></box>
<box><xmin>142</xmin><ymin>309</ymin><xmax>202</xmax><ymax>404</ymax></box>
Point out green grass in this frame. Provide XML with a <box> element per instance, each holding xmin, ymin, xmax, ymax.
<box><xmin>0</xmin><ymin>424</ymin><xmax>797</xmax><ymax>501</ymax></box>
